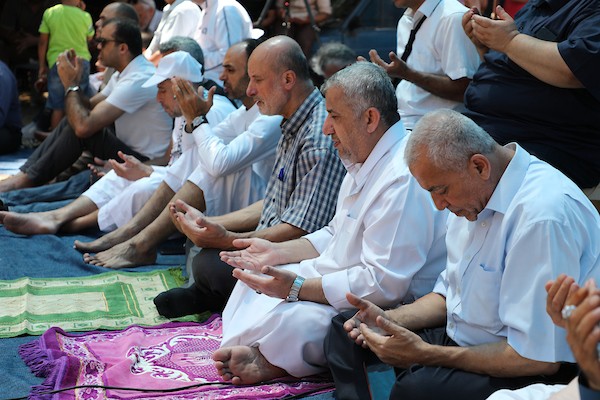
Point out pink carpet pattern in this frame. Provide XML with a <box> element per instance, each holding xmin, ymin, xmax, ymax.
<box><xmin>19</xmin><ymin>315</ymin><xmax>334</xmax><ymax>399</ymax></box>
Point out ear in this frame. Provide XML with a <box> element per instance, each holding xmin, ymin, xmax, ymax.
<box><xmin>281</xmin><ymin>69</ymin><xmax>297</xmax><ymax>90</ymax></box>
<box><xmin>469</xmin><ymin>154</ymin><xmax>491</xmax><ymax>180</ymax></box>
<box><xmin>364</xmin><ymin>107</ymin><xmax>381</xmax><ymax>134</ymax></box>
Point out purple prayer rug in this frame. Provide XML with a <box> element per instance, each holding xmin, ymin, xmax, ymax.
<box><xmin>18</xmin><ymin>315</ymin><xmax>334</xmax><ymax>399</ymax></box>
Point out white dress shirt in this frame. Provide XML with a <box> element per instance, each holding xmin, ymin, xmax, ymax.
<box><xmin>194</xmin><ymin>0</ymin><xmax>252</xmax><ymax>83</ymax></box>
<box><xmin>395</xmin><ymin>0</ymin><xmax>480</xmax><ymax>130</ymax></box>
<box><xmin>434</xmin><ymin>144</ymin><xmax>600</xmax><ymax>363</ymax></box>
<box><xmin>144</xmin><ymin>0</ymin><xmax>201</xmax><ymax>58</ymax></box>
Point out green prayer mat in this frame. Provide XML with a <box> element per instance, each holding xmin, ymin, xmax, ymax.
<box><xmin>0</xmin><ymin>268</ymin><xmax>198</xmax><ymax>338</ymax></box>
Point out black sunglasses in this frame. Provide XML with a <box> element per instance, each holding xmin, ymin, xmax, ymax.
<box><xmin>96</xmin><ymin>38</ymin><xmax>122</xmax><ymax>47</ymax></box>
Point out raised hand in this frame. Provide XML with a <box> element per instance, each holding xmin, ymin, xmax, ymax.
<box><xmin>220</xmin><ymin>238</ymin><xmax>283</xmax><ymax>272</ymax></box>
<box><xmin>367</xmin><ymin>49</ymin><xmax>411</xmax><ymax>80</ymax></box>
<box><xmin>470</xmin><ymin>5</ymin><xmax>519</xmax><ymax>53</ymax></box>
<box><xmin>171</xmin><ymin>199</ymin><xmax>234</xmax><ymax>249</ymax></box>
<box><xmin>360</xmin><ymin>316</ymin><xmax>428</xmax><ymax>368</ymax></box>
<box><xmin>343</xmin><ymin>293</ymin><xmax>388</xmax><ymax>347</ymax></box>
<box><xmin>109</xmin><ymin>151</ymin><xmax>153</xmax><ymax>181</ymax></box>
<box><xmin>57</xmin><ymin>49</ymin><xmax>83</xmax><ymax>88</ymax></box>
<box><xmin>232</xmin><ymin>265</ymin><xmax>296</xmax><ymax>299</ymax></box>
<box><xmin>171</xmin><ymin>77</ymin><xmax>215</xmax><ymax>129</ymax></box>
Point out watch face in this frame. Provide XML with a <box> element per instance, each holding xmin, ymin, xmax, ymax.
<box><xmin>192</xmin><ymin>116</ymin><xmax>203</xmax><ymax>126</ymax></box>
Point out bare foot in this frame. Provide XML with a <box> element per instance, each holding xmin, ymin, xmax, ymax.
<box><xmin>212</xmin><ymin>346</ymin><xmax>287</xmax><ymax>385</ymax></box>
<box><xmin>0</xmin><ymin>211</ymin><xmax>61</xmax><ymax>235</ymax></box>
<box><xmin>82</xmin><ymin>240</ymin><xmax>157</xmax><ymax>269</ymax></box>
<box><xmin>0</xmin><ymin>172</ymin><xmax>34</xmax><ymax>193</ymax></box>
<box><xmin>74</xmin><ymin>227</ymin><xmax>135</xmax><ymax>253</ymax></box>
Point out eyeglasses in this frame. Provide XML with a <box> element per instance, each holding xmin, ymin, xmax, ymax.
<box><xmin>96</xmin><ymin>38</ymin><xmax>122</xmax><ymax>47</ymax></box>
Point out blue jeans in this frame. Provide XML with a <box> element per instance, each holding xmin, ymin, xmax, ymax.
<box><xmin>0</xmin><ymin>170</ymin><xmax>90</xmax><ymax>212</ymax></box>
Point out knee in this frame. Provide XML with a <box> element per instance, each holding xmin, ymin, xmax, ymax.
<box><xmin>389</xmin><ymin>366</ymin><xmax>434</xmax><ymax>400</ymax></box>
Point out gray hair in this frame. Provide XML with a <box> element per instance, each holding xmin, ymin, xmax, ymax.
<box><xmin>405</xmin><ymin>109</ymin><xmax>496</xmax><ymax>171</ymax></box>
<box><xmin>160</xmin><ymin>37</ymin><xmax>205</xmax><ymax>72</ymax></box>
<box><xmin>310</xmin><ymin>42</ymin><xmax>356</xmax><ymax>77</ymax></box>
<box><xmin>321</xmin><ymin>61</ymin><xmax>399</xmax><ymax>128</ymax></box>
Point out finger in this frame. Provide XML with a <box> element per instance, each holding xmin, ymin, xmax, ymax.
<box><xmin>346</xmin><ymin>292</ymin><xmax>372</xmax><ymax>311</ymax></box>
<box><xmin>173</xmin><ymin>199</ymin><xmax>192</xmax><ymax>213</ymax></box>
<box><xmin>260</xmin><ymin>265</ymin><xmax>281</xmax><ymax>278</ymax></box>
<box><xmin>495</xmin><ymin>5</ymin><xmax>512</xmax><ymax>21</ymax></box>
<box><xmin>368</xmin><ymin>50</ymin><xmax>386</xmax><ymax>67</ymax></box>
<box><xmin>376</xmin><ymin>315</ymin><xmax>400</xmax><ymax>335</ymax></box>
<box><xmin>231</xmin><ymin>238</ymin><xmax>254</xmax><ymax>249</ymax></box>
<box><xmin>93</xmin><ymin>157</ymin><xmax>106</xmax><ymax>166</ymax></box>
<box><xmin>388</xmin><ymin>52</ymin><xmax>402</xmax><ymax>64</ymax></box>
<box><xmin>357</xmin><ymin>56</ymin><xmax>367</xmax><ymax>62</ymax></box>
<box><xmin>206</xmin><ymin>86</ymin><xmax>216</xmax><ymax>103</ymax></box>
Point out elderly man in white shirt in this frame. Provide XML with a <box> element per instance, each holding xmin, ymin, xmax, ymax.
<box><xmin>211</xmin><ymin>62</ymin><xmax>448</xmax><ymax>384</ymax></box>
<box><xmin>326</xmin><ymin>109</ymin><xmax>600</xmax><ymax>399</ymax></box>
<box><xmin>194</xmin><ymin>0</ymin><xmax>252</xmax><ymax>83</ymax></box>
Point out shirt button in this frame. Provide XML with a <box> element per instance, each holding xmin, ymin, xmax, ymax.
<box><xmin>481</xmin><ymin>222</ymin><xmax>487</xmax><ymax>227</ymax></box>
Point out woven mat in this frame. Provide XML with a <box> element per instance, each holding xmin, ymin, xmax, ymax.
<box><xmin>0</xmin><ymin>268</ymin><xmax>197</xmax><ymax>338</ymax></box>
<box><xmin>19</xmin><ymin>316</ymin><xmax>334</xmax><ymax>399</ymax></box>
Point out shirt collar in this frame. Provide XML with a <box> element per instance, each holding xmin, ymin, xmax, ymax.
<box><xmin>484</xmin><ymin>143</ymin><xmax>530</xmax><ymax>215</ymax></box>
<box><xmin>280</xmin><ymin>88</ymin><xmax>322</xmax><ymax>137</ymax></box>
<box><xmin>409</xmin><ymin>0</ymin><xmax>443</xmax><ymax>19</ymax></box>
<box><xmin>116</xmin><ymin>54</ymin><xmax>148</xmax><ymax>80</ymax></box>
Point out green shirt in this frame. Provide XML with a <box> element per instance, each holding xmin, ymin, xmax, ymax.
<box><xmin>39</xmin><ymin>4</ymin><xmax>94</xmax><ymax>67</ymax></box>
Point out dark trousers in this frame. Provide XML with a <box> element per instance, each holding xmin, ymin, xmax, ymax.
<box><xmin>191</xmin><ymin>248</ymin><xmax>237</xmax><ymax>312</ymax></box>
<box><xmin>0</xmin><ymin>125</ymin><xmax>21</xmax><ymax>155</ymax></box>
<box><xmin>20</xmin><ymin>118</ymin><xmax>147</xmax><ymax>185</ymax></box>
<box><xmin>325</xmin><ymin>312</ymin><xmax>578</xmax><ymax>400</ymax></box>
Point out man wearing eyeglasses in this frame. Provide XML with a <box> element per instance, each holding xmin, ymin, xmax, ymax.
<box><xmin>0</xmin><ymin>17</ymin><xmax>172</xmax><ymax>194</ymax></box>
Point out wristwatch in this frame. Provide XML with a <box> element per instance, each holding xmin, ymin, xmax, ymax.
<box><xmin>285</xmin><ymin>275</ymin><xmax>305</xmax><ymax>302</ymax></box>
<box><xmin>65</xmin><ymin>85</ymin><xmax>80</xmax><ymax>97</ymax></box>
<box><xmin>184</xmin><ymin>115</ymin><xmax>208</xmax><ymax>133</ymax></box>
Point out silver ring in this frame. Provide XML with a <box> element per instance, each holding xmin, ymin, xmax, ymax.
<box><xmin>561</xmin><ymin>304</ymin><xmax>577</xmax><ymax>320</ymax></box>
<box><xmin>255</xmin><ymin>290</ymin><xmax>262</xmax><ymax>295</ymax></box>
<box><xmin>56</xmin><ymin>61</ymin><xmax>60</xmax><ymax>65</ymax></box>
<box><xmin>173</xmin><ymin>95</ymin><xmax>177</xmax><ymax>99</ymax></box>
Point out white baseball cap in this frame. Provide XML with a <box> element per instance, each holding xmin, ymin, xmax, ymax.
<box><xmin>142</xmin><ymin>51</ymin><xmax>203</xmax><ymax>88</ymax></box>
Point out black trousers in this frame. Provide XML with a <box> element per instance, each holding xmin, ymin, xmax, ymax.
<box><xmin>190</xmin><ymin>248</ymin><xmax>237</xmax><ymax>312</ymax></box>
<box><xmin>20</xmin><ymin>118</ymin><xmax>147</xmax><ymax>185</ymax></box>
<box><xmin>325</xmin><ymin>312</ymin><xmax>578</xmax><ymax>400</ymax></box>
<box><xmin>0</xmin><ymin>125</ymin><xmax>21</xmax><ymax>155</ymax></box>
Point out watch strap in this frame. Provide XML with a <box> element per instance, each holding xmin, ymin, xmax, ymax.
<box><xmin>285</xmin><ymin>275</ymin><xmax>305</xmax><ymax>302</ymax></box>
<box><xmin>65</xmin><ymin>85</ymin><xmax>80</xmax><ymax>97</ymax></box>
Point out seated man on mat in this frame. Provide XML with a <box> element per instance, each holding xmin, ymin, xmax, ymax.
<box><xmin>209</xmin><ymin>62</ymin><xmax>449</xmax><ymax>384</ymax></box>
<box><xmin>325</xmin><ymin>109</ymin><xmax>600</xmax><ymax>400</ymax></box>
<box><xmin>149</xmin><ymin>36</ymin><xmax>347</xmax><ymax>316</ymax></box>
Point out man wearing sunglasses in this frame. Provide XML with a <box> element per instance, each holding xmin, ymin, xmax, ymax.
<box><xmin>0</xmin><ymin>17</ymin><xmax>172</xmax><ymax>194</ymax></box>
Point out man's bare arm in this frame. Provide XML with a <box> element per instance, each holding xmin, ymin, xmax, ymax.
<box><xmin>386</xmin><ymin>292</ymin><xmax>448</xmax><ymax>331</ymax></box>
<box><xmin>65</xmin><ymin>95</ymin><xmax>124</xmax><ymax>138</ymax></box>
<box><xmin>405</xmin><ymin>73</ymin><xmax>471</xmax><ymax>103</ymax></box>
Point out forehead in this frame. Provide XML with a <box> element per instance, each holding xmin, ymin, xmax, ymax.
<box><xmin>157</xmin><ymin>80</ymin><xmax>172</xmax><ymax>90</ymax></box>
<box><xmin>248</xmin><ymin>48</ymin><xmax>273</xmax><ymax>76</ymax></box>
<box><xmin>223</xmin><ymin>45</ymin><xmax>247</xmax><ymax>69</ymax></box>
<box><xmin>325</xmin><ymin>86</ymin><xmax>350</xmax><ymax>111</ymax></box>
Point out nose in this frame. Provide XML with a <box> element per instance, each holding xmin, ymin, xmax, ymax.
<box><xmin>246</xmin><ymin>81</ymin><xmax>256</xmax><ymax>97</ymax></box>
<box><xmin>322</xmin><ymin>115</ymin><xmax>334</xmax><ymax>136</ymax></box>
<box><xmin>430</xmin><ymin>192</ymin><xmax>448</xmax><ymax>211</ymax></box>
<box><xmin>218</xmin><ymin>70</ymin><xmax>226</xmax><ymax>82</ymax></box>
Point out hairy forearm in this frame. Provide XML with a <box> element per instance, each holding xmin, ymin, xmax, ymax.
<box><xmin>299</xmin><ymin>276</ymin><xmax>328</xmax><ymax>304</ymax></box>
<box><xmin>504</xmin><ymin>34</ymin><xmax>582</xmax><ymax>88</ymax></box>
<box><xmin>234</xmin><ymin>222</ymin><xmax>307</xmax><ymax>244</ymax></box>
<box><xmin>404</xmin><ymin>71</ymin><xmax>471</xmax><ymax>103</ymax></box>
<box><xmin>421</xmin><ymin>340</ymin><xmax>561</xmax><ymax>378</ymax></box>
<box><xmin>65</xmin><ymin>92</ymin><xmax>94</xmax><ymax>138</ymax></box>
<box><xmin>209</xmin><ymin>200</ymin><xmax>264</xmax><ymax>232</ymax></box>
<box><xmin>387</xmin><ymin>293</ymin><xmax>447</xmax><ymax>331</ymax></box>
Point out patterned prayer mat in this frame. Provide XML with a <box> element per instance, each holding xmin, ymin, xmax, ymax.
<box><xmin>0</xmin><ymin>268</ymin><xmax>197</xmax><ymax>338</ymax></box>
<box><xmin>19</xmin><ymin>316</ymin><xmax>334</xmax><ymax>399</ymax></box>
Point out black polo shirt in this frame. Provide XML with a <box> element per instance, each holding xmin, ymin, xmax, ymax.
<box><xmin>464</xmin><ymin>0</ymin><xmax>600</xmax><ymax>188</ymax></box>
